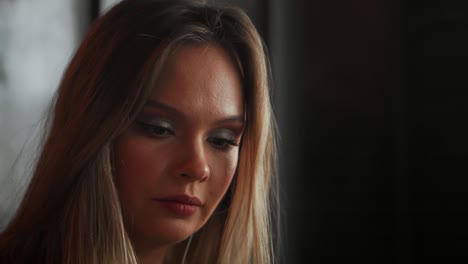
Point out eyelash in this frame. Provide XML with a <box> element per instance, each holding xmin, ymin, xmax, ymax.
<box><xmin>137</xmin><ymin>121</ymin><xmax>174</xmax><ymax>137</ymax></box>
<box><xmin>207</xmin><ymin>137</ymin><xmax>238</xmax><ymax>151</ymax></box>
<box><xmin>136</xmin><ymin>121</ymin><xmax>238</xmax><ymax>151</ymax></box>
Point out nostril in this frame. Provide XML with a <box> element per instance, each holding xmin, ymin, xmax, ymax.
<box><xmin>177</xmin><ymin>164</ymin><xmax>210</xmax><ymax>182</ymax></box>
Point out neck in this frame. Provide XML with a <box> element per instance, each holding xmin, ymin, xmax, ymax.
<box><xmin>135</xmin><ymin>243</ymin><xmax>170</xmax><ymax>264</ymax></box>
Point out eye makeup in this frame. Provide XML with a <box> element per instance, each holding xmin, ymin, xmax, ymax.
<box><xmin>135</xmin><ymin>118</ymin><xmax>175</xmax><ymax>138</ymax></box>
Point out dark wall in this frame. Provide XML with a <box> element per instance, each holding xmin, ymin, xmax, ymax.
<box><xmin>260</xmin><ymin>0</ymin><xmax>468</xmax><ymax>263</ymax></box>
<box><xmin>404</xmin><ymin>3</ymin><xmax>468</xmax><ymax>262</ymax></box>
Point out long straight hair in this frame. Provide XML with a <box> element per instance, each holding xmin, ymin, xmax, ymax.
<box><xmin>0</xmin><ymin>0</ymin><xmax>278</xmax><ymax>263</ymax></box>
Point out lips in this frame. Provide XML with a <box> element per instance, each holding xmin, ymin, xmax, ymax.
<box><xmin>157</xmin><ymin>195</ymin><xmax>202</xmax><ymax>206</ymax></box>
<box><xmin>153</xmin><ymin>195</ymin><xmax>202</xmax><ymax>217</ymax></box>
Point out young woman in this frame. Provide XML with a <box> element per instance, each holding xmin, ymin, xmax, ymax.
<box><xmin>0</xmin><ymin>0</ymin><xmax>277</xmax><ymax>263</ymax></box>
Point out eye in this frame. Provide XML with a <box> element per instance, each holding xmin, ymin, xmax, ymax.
<box><xmin>207</xmin><ymin>137</ymin><xmax>238</xmax><ymax>151</ymax></box>
<box><xmin>136</xmin><ymin>120</ymin><xmax>174</xmax><ymax>138</ymax></box>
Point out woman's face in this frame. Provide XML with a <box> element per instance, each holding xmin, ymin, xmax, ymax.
<box><xmin>114</xmin><ymin>44</ymin><xmax>244</xmax><ymax>249</ymax></box>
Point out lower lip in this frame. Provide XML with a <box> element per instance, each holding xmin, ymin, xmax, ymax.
<box><xmin>156</xmin><ymin>200</ymin><xmax>198</xmax><ymax>217</ymax></box>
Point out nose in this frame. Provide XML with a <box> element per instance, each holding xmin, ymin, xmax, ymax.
<box><xmin>173</xmin><ymin>139</ymin><xmax>210</xmax><ymax>182</ymax></box>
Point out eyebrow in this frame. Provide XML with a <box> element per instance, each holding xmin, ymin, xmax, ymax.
<box><xmin>144</xmin><ymin>100</ymin><xmax>245</xmax><ymax>126</ymax></box>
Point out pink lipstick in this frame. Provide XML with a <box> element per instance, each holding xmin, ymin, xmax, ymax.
<box><xmin>154</xmin><ymin>195</ymin><xmax>202</xmax><ymax>217</ymax></box>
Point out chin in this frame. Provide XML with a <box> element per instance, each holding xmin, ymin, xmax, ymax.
<box><xmin>139</xmin><ymin>218</ymin><xmax>199</xmax><ymax>245</ymax></box>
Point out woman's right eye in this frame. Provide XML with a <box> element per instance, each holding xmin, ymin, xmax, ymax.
<box><xmin>136</xmin><ymin>121</ymin><xmax>174</xmax><ymax>138</ymax></box>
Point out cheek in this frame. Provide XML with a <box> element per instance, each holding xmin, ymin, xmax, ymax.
<box><xmin>207</xmin><ymin>152</ymin><xmax>239</xmax><ymax>204</ymax></box>
<box><xmin>113</xmin><ymin>135</ymin><xmax>163</xmax><ymax>201</ymax></box>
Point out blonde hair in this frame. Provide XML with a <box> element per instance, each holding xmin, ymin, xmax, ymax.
<box><xmin>0</xmin><ymin>0</ymin><xmax>277</xmax><ymax>263</ymax></box>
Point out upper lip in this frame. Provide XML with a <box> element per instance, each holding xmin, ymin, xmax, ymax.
<box><xmin>154</xmin><ymin>195</ymin><xmax>202</xmax><ymax>206</ymax></box>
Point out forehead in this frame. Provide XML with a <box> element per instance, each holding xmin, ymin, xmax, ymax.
<box><xmin>148</xmin><ymin>43</ymin><xmax>244</xmax><ymax>119</ymax></box>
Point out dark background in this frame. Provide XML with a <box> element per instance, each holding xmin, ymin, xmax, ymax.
<box><xmin>231</xmin><ymin>0</ymin><xmax>468</xmax><ymax>263</ymax></box>
<box><xmin>72</xmin><ymin>0</ymin><xmax>468</xmax><ymax>262</ymax></box>
<box><xmin>278</xmin><ymin>1</ymin><xmax>467</xmax><ymax>263</ymax></box>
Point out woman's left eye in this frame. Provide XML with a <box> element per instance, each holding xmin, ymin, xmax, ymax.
<box><xmin>207</xmin><ymin>137</ymin><xmax>238</xmax><ymax>151</ymax></box>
